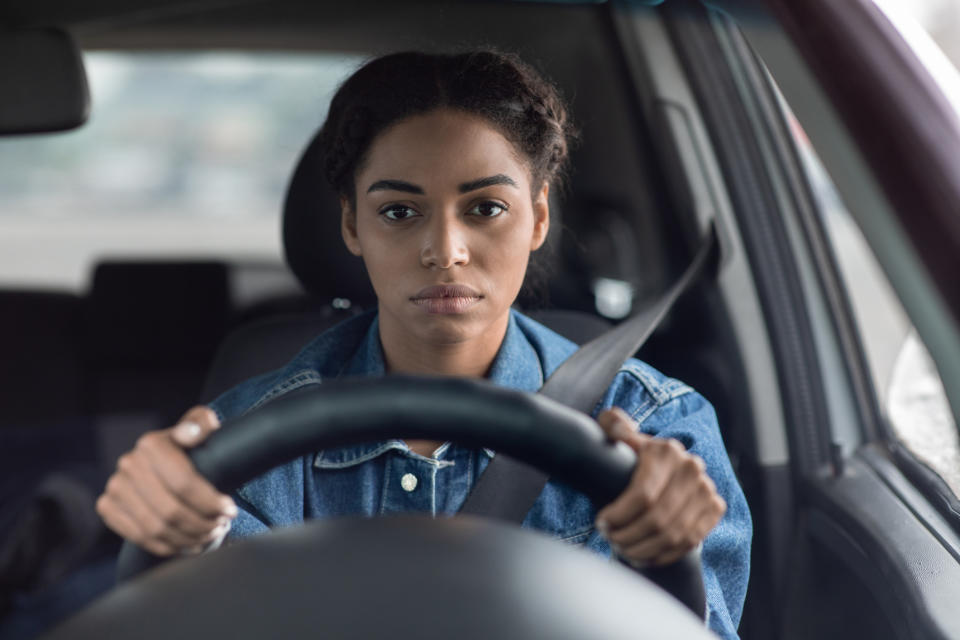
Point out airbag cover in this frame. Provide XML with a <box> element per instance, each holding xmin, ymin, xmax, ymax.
<box><xmin>46</xmin><ymin>515</ymin><xmax>712</xmax><ymax>639</ymax></box>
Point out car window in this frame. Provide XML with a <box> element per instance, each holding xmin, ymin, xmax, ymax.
<box><xmin>0</xmin><ymin>50</ymin><xmax>365</xmax><ymax>291</ymax></box>
<box><xmin>873</xmin><ymin>0</ymin><xmax>960</xmax><ymax>114</ymax></box>
<box><xmin>786</xmin><ymin>108</ymin><xmax>960</xmax><ymax>498</ymax></box>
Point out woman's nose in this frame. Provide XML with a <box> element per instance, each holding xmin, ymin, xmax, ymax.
<box><xmin>420</xmin><ymin>216</ymin><xmax>469</xmax><ymax>269</ymax></box>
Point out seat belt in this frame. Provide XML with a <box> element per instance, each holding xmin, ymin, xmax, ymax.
<box><xmin>460</xmin><ymin>222</ymin><xmax>719</xmax><ymax>518</ymax></box>
<box><xmin>458</xmin><ymin>223</ymin><xmax>719</xmax><ymax>616</ymax></box>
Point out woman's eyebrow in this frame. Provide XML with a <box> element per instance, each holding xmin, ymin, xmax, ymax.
<box><xmin>365</xmin><ymin>174</ymin><xmax>518</xmax><ymax>195</ymax></box>
<box><xmin>459</xmin><ymin>174</ymin><xmax>518</xmax><ymax>193</ymax></box>
<box><xmin>366</xmin><ymin>179</ymin><xmax>424</xmax><ymax>194</ymax></box>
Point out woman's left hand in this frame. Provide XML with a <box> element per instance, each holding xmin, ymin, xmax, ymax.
<box><xmin>594</xmin><ymin>407</ymin><xmax>726</xmax><ymax>567</ymax></box>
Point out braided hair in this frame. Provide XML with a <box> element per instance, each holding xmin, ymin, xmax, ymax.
<box><xmin>318</xmin><ymin>50</ymin><xmax>575</xmax><ymax>206</ymax></box>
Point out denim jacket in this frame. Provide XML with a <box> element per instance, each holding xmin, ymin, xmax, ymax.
<box><xmin>210</xmin><ymin>310</ymin><xmax>751</xmax><ymax>639</ymax></box>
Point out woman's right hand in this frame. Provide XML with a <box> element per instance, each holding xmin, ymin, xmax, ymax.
<box><xmin>96</xmin><ymin>406</ymin><xmax>237</xmax><ymax>556</ymax></box>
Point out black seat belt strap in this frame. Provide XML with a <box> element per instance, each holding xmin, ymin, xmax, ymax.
<box><xmin>460</xmin><ymin>224</ymin><xmax>718</xmax><ymax>619</ymax></box>
<box><xmin>459</xmin><ymin>222</ymin><xmax>720</xmax><ymax>519</ymax></box>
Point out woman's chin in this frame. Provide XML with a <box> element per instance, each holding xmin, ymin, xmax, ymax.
<box><xmin>403</xmin><ymin>303</ymin><xmax>508</xmax><ymax>346</ymax></box>
<box><xmin>411</xmin><ymin>313</ymin><xmax>486</xmax><ymax>345</ymax></box>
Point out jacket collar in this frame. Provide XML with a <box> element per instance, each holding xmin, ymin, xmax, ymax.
<box><xmin>315</xmin><ymin>310</ymin><xmax>543</xmax><ymax>467</ymax></box>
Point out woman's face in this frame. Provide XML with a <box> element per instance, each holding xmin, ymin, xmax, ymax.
<box><xmin>342</xmin><ymin>108</ymin><xmax>549</xmax><ymax>350</ymax></box>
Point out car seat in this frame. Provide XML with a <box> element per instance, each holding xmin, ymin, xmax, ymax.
<box><xmin>85</xmin><ymin>260</ymin><xmax>231</xmax><ymax>465</ymax></box>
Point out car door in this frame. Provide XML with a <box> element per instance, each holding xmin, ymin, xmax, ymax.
<box><xmin>610</xmin><ymin>0</ymin><xmax>960</xmax><ymax>638</ymax></box>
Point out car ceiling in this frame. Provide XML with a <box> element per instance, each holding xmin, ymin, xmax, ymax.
<box><xmin>2</xmin><ymin>0</ymin><xmax>605</xmax><ymax>50</ymax></box>
<box><xmin>2</xmin><ymin>1</ymin><xmax>761</xmax><ymax>50</ymax></box>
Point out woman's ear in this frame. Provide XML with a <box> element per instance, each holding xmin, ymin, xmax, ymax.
<box><xmin>340</xmin><ymin>196</ymin><xmax>363</xmax><ymax>257</ymax></box>
<box><xmin>530</xmin><ymin>182</ymin><xmax>550</xmax><ymax>251</ymax></box>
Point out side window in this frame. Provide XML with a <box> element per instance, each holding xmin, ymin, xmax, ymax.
<box><xmin>786</xmin><ymin>111</ymin><xmax>960</xmax><ymax>498</ymax></box>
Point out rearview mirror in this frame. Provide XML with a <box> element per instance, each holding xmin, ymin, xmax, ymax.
<box><xmin>0</xmin><ymin>28</ymin><xmax>89</xmax><ymax>135</ymax></box>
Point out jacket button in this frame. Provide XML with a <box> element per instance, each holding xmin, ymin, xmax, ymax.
<box><xmin>401</xmin><ymin>473</ymin><xmax>418</xmax><ymax>492</ymax></box>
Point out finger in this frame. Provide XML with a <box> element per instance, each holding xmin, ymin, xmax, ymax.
<box><xmin>107</xmin><ymin>462</ymin><xmax>205</xmax><ymax>550</ymax></box>
<box><xmin>617</xmin><ymin>506</ymin><xmax>694</xmax><ymax>564</ymax></box>
<box><xmin>607</xmin><ymin>474</ymin><xmax>709</xmax><ymax>549</ymax></box>
<box><xmin>597</xmin><ymin>466</ymin><xmax>668</xmax><ymax>532</ymax></box>
<box><xmin>97</xmin><ymin>493</ymin><xmax>144</xmax><ymax>542</ymax></box>
<box><xmin>596</xmin><ymin>440</ymin><xmax>682</xmax><ymax>530</ymax></box>
<box><xmin>637</xmin><ymin>498</ymin><xmax>724</xmax><ymax>567</ymax></box>
<box><xmin>204</xmin><ymin>517</ymin><xmax>233</xmax><ymax>545</ymax></box>
<box><xmin>611</xmin><ymin>453</ymin><xmax>710</xmax><ymax>546</ymax></box>
<box><xmin>596</xmin><ymin>408</ymin><xmax>648</xmax><ymax>449</ymax></box>
<box><xmin>135</xmin><ymin>431</ymin><xmax>237</xmax><ymax>520</ymax></box>
<box><xmin>124</xmin><ymin>451</ymin><xmax>224</xmax><ymax>537</ymax></box>
<box><xmin>615</xmin><ymin>464</ymin><xmax>724</xmax><ymax>564</ymax></box>
<box><xmin>596</xmin><ymin>407</ymin><xmax>632</xmax><ymax>437</ymax></box>
<box><xmin>609</xmin><ymin>483</ymin><xmax>691</xmax><ymax>551</ymax></box>
<box><xmin>97</xmin><ymin>495</ymin><xmax>176</xmax><ymax>556</ymax></box>
<box><xmin>651</xmin><ymin>503</ymin><xmax>724</xmax><ymax>566</ymax></box>
<box><xmin>170</xmin><ymin>406</ymin><xmax>221</xmax><ymax>449</ymax></box>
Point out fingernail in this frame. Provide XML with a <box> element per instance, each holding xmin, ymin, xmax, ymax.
<box><xmin>223</xmin><ymin>500</ymin><xmax>238</xmax><ymax>518</ymax></box>
<box><xmin>178</xmin><ymin>421</ymin><xmax>202</xmax><ymax>440</ymax></box>
<box><xmin>205</xmin><ymin>522</ymin><xmax>228</xmax><ymax>542</ymax></box>
<box><xmin>616</xmin><ymin>423</ymin><xmax>634</xmax><ymax>438</ymax></box>
<box><xmin>595</xmin><ymin>518</ymin><xmax>609</xmax><ymax>536</ymax></box>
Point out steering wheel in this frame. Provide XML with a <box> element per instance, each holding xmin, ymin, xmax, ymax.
<box><xmin>49</xmin><ymin>377</ymin><xmax>711</xmax><ymax>640</ymax></box>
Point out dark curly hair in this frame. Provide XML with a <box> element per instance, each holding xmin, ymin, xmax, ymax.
<box><xmin>318</xmin><ymin>50</ymin><xmax>575</xmax><ymax>205</ymax></box>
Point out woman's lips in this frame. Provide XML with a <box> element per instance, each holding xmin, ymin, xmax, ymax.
<box><xmin>410</xmin><ymin>284</ymin><xmax>483</xmax><ymax>315</ymax></box>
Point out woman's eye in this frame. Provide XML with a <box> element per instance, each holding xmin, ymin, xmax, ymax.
<box><xmin>380</xmin><ymin>205</ymin><xmax>419</xmax><ymax>221</ymax></box>
<box><xmin>467</xmin><ymin>202</ymin><xmax>507</xmax><ymax>218</ymax></box>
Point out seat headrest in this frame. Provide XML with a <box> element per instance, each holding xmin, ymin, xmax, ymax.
<box><xmin>282</xmin><ymin>131</ymin><xmax>377</xmax><ymax>307</ymax></box>
<box><xmin>86</xmin><ymin>261</ymin><xmax>229</xmax><ymax>367</ymax></box>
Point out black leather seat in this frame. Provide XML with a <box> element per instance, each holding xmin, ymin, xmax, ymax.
<box><xmin>85</xmin><ymin>260</ymin><xmax>231</xmax><ymax>465</ymax></box>
<box><xmin>0</xmin><ymin>290</ymin><xmax>87</xmax><ymax>431</ymax></box>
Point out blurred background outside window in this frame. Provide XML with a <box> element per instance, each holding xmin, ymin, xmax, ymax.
<box><xmin>783</xmin><ymin>0</ymin><xmax>960</xmax><ymax>497</ymax></box>
<box><xmin>0</xmin><ymin>52</ymin><xmax>364</xmax><ymax>290</ymax></box>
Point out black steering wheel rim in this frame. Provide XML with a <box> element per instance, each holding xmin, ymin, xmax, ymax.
<box><xmin>195</xmin><ymin>376</ymin><xmax>636</xmax><ymax>499</ymax></box>
<box><xmin>117</xmin><ymin>376</ymin><xmax>704</xmax><ymax>614</ymax></box>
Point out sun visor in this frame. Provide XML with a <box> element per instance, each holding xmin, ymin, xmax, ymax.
<box><xmin>0</xmin><ymin>28</ymin><xmax>89</xmax><ymax>135</ymax></box>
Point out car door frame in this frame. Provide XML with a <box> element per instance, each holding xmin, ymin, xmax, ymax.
<box><xmin>712</xmin><ymin>2</ymin><xmax>960</xmax><ymax>638</ymax></box>
<box><xmin>611</xmin><ymin>0</ymin><xmax>960</xmax><ymax>637</ymax></box>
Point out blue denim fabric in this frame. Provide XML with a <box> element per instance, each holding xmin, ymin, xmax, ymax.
<box><xmin>210</xmin><ymin>309</ymin><xmax>751</xmax><ymax>639</ymax></box>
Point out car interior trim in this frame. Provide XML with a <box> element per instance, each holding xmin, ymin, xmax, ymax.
<box><xmin>664</xmin><ymin>1</ymin><xmax>833</xmax><ymax>474</ymax></box>
<box><xmin>801</xmin><ymin>454</ymin><xmax>960</xmax><ymax>640</ymax></box>
<box><xmin>733</xmin><ymin>1</ymin><xmax>960</xmax><ymax>517</ymax></box>
<box><xmin>614</xmin><ymin>3</ymin><xmax>789</xmax><ymax>467</ymax></box>
<box><xmin>880</xmin><ymin>443</ymin><xmax>960</xmax><ymax>540</ymax></box>
<box><xmin>713</xmin><ymin>18</ymin><xmax>874</xmax><ymax>453</ymax></box>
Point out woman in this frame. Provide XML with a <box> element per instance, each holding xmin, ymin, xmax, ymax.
<box><xmin>97</xmin><ymin>51</ymin><xmax>751</xmax><ymax>638</ymax></box>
